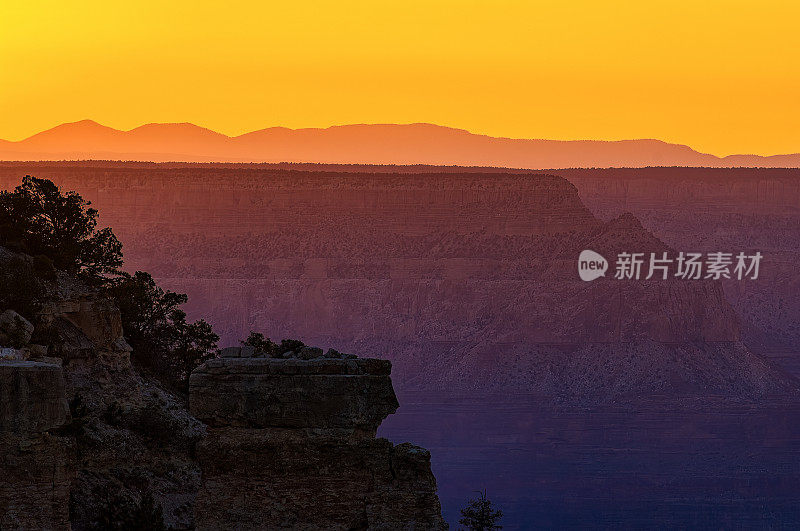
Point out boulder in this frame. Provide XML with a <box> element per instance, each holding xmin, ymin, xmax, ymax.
<box><xmin>0</xmin><ymin>310</ymin><xmax>33</xmax><ymax>347</ymax></box>
<box><xmin>0</xmin><ymin>360</ymin><xmax>70</xmax><ymax>433</ymax></box>
<box><xmin>297</xmin><ymin>346</ymin><xmax>323</xmax><ymax>360</ymax></box>
<box><xmin>324</xmin><ymin>348</ymin><xmax>343</xmax><ymax>359</ymax></box>
<box><xmin>49</xmin><ymin>317</ymin><xmax>95</xmax><ymax>360</ymax></box>
<box><xmin>0</xmin><ymin>348</ymin><xmax>23</xmax><ymax>361</ymax></box>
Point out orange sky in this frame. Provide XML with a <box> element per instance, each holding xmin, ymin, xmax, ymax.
<box><xmin>1</xmin><ymin>0</ymin><xmax>799</xmax><ymax>156</ymax></box>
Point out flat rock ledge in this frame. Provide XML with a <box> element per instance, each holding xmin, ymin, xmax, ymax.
<box><xmin>189</xmin><ymin>357</ymin><xmax>399</xmax><ymax>434</ymax></box>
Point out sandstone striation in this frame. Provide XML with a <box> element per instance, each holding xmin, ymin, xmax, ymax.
<box><xmin>190</xmin><ymin>356</ymin><xmax>446</xmax><ymax>530</ymax></box>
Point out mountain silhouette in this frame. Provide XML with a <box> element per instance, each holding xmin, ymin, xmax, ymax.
<box><xmin>2</xmin><ymin>120</ymin><xmax>799</xmax><ymax>168</ymax></box>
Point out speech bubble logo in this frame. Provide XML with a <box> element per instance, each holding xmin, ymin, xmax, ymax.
<box><xmin>578</xmin><ymin>250</ymin><xmax>608</xmax><ymax>281</ymax></box>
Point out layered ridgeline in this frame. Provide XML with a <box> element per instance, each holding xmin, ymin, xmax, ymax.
<box><xmin>4</xmin><ymin>120</ymin><xmax>800</xmax><ymax>167</ymax></box>
<box><xmin>0</xmin><ymin>165</ymin><xmax>794</xmax><ymax>403</ymax></box>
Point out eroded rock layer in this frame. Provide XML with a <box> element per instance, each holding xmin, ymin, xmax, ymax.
<box><xmin>0</xmin><ymin>249</ymin><xmax>201</xmax><ymax>530</ymax></box>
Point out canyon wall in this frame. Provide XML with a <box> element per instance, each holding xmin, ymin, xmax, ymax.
<box><xmin>559</xmin><ymin>167</ymin><xmax>800</xmax><ymax>375</ymax></box>
<box><xmin>0</xmin><ymin>164</ymin><xmax>795</xmax><ymax>400</ymax></box>
<box><xmin>0</xmin><ymin>249</ymin><xmax>202</xmax><ymax>529</ymax></box>
<box><xmin>0</xmin><ymin>247</ymin><xmax>448</xmax><ymax>528</ymax></box>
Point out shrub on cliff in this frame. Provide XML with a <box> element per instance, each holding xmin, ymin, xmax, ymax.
<box><xmin>0</xmin><ymin>254</ymin><xmax>49</xmax><ymax>318</ymax></box>
<box><xmin>0</xmin><ymin>175</ymin><xmax>122</xmax><ymax>284</ymax></box>
<box><xmin>278</xmin><ymin>338</ymin><xmax>306</xmax><ymax>354</ymax></box>
<box><xmin>240</xmin><ymin>332</ymin><xmax>308</xmax><ymax>357</ymax></box>
<box><xmin>107</xmin><ymin>271</ymin><xmax>218</xmax><ymax>390</ymax></box>
<box><xmin>0</xmin><ymin>175</ymin><xmax>217</xmax><ymax>388</ymax></box>
<box><xmin>459</xmin><ymin>490</ymin><xmax>503</xmax><ymax>531</ymax></box>
<box><xmin>241</xmin><ymin>331</ymin><xmax>278</xmax><ymax>356</ymax></box>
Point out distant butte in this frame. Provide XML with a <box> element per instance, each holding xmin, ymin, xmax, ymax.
<box><xmin>2</xmin><ymin>121</ymin><xmax>800</xmax><ymax>168</ymax></box>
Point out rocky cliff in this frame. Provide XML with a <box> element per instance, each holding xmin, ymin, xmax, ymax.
<box><xmin>0</xmin><ymin>360</ymin><xmax>74</xmax><ymax>530</ymax></box>
<box><xmin>0</xmin><ymin>246</ymin><xmax>447</xmax><ymax>529</ymax></box>
<box><xmin>0</xmin><ymin>249</ymin><xmax>202</xmax><ymax>529</ymax></box>
<box><xmin>189</xmin><ymin>349</ymin><xmax>446</xmax><ymax>530</ymax></box>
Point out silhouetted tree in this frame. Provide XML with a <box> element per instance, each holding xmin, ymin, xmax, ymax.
<box><xmin>168</xmin><ymin>310</ymin><xmax>218</xmax><ymax>387</ymax></box>
<box><xmin>241</xmin><ymin>331</ymin><xmax>278</xmax><ymax>356</ymax></box>
<box><xmin>459</xmin><ymin>490</ymin><xmax>502</xmax><ymax>531</ymax></box>
<box><xmin>0</xmin><ymin>175</ymin><xmax>218</xmax><ymax>389</ymax></box>
<box><xmin>0</xmin><ymin>254</ymin><xmax>50</xmax><ymax>318</ymax></box>
<box><xmin>0</xmin><ymin>175</ymin><xmax>122</xmax><ymax>283</ymax></box>
<box><xmin>107</xmin><ymin>271</ymin><xmax>218</xmax><ymax>390</ymax></box>
<box><xmin>278</xmin><ymin>338</ymin><xmax>305</xmax><ymax>354</ymax></box>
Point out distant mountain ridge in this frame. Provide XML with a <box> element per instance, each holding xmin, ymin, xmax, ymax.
<box><xmin>2</xmin><ymin>120</ymin><xmax>800</xmax><ymax>168</ymax></box>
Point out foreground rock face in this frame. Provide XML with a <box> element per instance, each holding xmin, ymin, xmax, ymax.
<box><xmin>189</xmin><ymin>357</ymin><xmax>446</xmax><ymax>530</ymax></box>
<box><xmin>0</xmin><ymin>248</ymin><xmax>201</xmax><ymax>529</ymax></box>
<box><xmin>0</xmin><ymin>360</ymin><xmax>74</xmax><ymax>530</ymax></box>
<box><xmin>0</xmin><ymin>360</ymin><xmax>70</xmax><ymax>432</ymax></box>
<box><xmin>41</xmin><ymin>276</ymin><xmax>201</xmax><ymax>530</ymax></box>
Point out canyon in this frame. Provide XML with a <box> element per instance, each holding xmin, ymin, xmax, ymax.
<box><xmin>0</xmin><ymin>163</ymin><xmax>792</xmax><ymax>399</ymax></box>
<box><xmin>1</xmin><ymin>162</ymin><xmax>799</xmax><ymax>527</ymax></box>
<box><xmin>559</xmin><ymin>167</ymin><xmax>800</xmax><ymax>377</ymax></box>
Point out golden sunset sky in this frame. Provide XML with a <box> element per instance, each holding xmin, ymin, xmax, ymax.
<box><xmin>1</xmin><ymin>0</ymin><xmax>798</xmax><ymax>155</ymax></box>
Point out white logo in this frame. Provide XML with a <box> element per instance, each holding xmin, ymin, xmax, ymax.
<box><xmin>578</xmin><ymin>250</ymin><xmax>608</xmax><ymax>281</ymax></box>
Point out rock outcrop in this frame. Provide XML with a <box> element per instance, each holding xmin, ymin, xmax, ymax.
<box><xmin>0</xmin><ymin>248</ymin><xmax>201</xmax><ymax>529</ymax></box>
<box><xmin>0</xmin><ymin>309</ymin><xmax>34</xmax><ymax>346</ymax></box>
<box><xmin>190</xmin><ymin>356</ymin><xmax>446</xmax><ymax>530</ymax></box>
<box><xmin>0</xmin><ymin>360</ymin><xmax>74</xmax><ymax>530</ymax></box>
<box><xmin>0</xmin><ymin>245</ymin><xmax>447</xmax><ymax>529</ymax></box>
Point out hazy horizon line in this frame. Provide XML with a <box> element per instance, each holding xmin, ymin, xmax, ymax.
<box><xmin>4</xmin><ymin>119</ymin><xmax>797</xmax><ymax>159</ymax></box>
